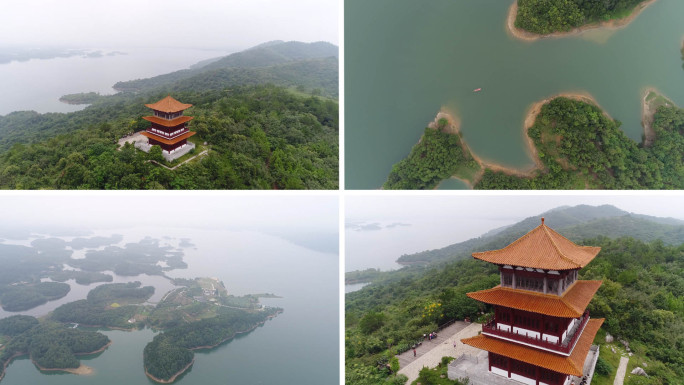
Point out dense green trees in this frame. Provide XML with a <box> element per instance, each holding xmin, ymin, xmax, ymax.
<box><xmin>0</xmin><ymin>318</ymin><xmax>109</xmax><ymax>376</ymax></box>
<box><xmin>51</xmin><ymin>299</ymin><xmax>139</xmax><ymax>328</ymax></box>
<box><xmin>515</xmin><ymin>0</ymin><xmax>649</xmax><ymax>34</ymax></box>
<box><xmin>51</xmin><ymin>283</ymin><xmax>153</xmax><ymax>328</ymax></box>
<box><xmin>49</xmin><ymin>271</ymin><xmax>113</xmax><ymax>285</ymax></box>
<box><xmin>384</xmin><ymin>124</ymin><xmax>478</xmax><ymax>190</ymax></box>
<box><xmin>346</xmin><ymin>236</ymin><xmax>684</xmax><ymax>384</ymax></box>
<box><xmin>86</xmin><ymin>282</ymin><xmax>154</xmax><ymax>304</ymax></box>
<box><xmin>476</xmin><ymin>98</ymin><xmax>684</xmax><ymax>189</ymax></box>
<box><xmin>0</xmin><ymin>85</ymin><xmax>338</xmax><ymax>189</ymax></box>
<box><xmin>144</xmin><ymin>308</ymin><xmax>281</xmax><ymax>381</ymax></box>
<box><xmin>0</xmin><ymin>315</ymin><xmax>39</xmax><ymax>336</ymax></box>
<box><xmin>0</xmin><ymin>282</ymin><xmax>70</xmax><ymax>311</ymax></box>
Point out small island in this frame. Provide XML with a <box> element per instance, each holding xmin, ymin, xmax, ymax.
<box><xmin>0</xmin><ymin>282</ymin><xmax>70</xmax><ymax>312</ymax></box>
<box><xmin>58</xmin><ymin>92</ymin><xmax>102</xmax><ymax>105</ymax></box>
<box><xmin>0</xmin><ymin>315</ymin><xmax>111</xmax><ymax>381</ymax></box>
<box><xmin>509</xmin><ymin>0</ymin><xmax>657</xmax><ymax>40</ymax></box>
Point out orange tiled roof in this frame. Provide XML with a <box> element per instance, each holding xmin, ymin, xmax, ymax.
<box><xmin>141</xmin><ymin>131</ymin><xmax>196</xmax><ymax>145</ymax></box>
<box><xmin>472</xmin><ymin>219</ymin><xmax>600</xmax><ymax>270</ymax></box>
<box><xmin>462</xmin><ymin>318</ymin><xmax>604</xmax><ymax>376</ymax></box>
<box><xmin>466</xmin><ymin>280</ymin><xmax>602</xmax><ymax>317</ymax></box>
<box><xmin>145</xmin><ymin>96</ymin><xmax>192</xmax><ymax>113</ymax></box>
<box><xmin>142</xmin><ymin>115</ymin><xmax>193</xmax><ymax>127</ymax></box>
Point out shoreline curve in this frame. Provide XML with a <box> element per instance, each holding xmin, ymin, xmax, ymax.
<box><xmin>506</xmin><ymin>0</ymin><xmax>658</xmax><ymax>42</ymax></box>
<box><xmin>436</xmin><ymin>92</ymin><xmax>608</xmax><ymax>187</ymax></box>
<box><xmin>145</xmin><ymin>310</ymin><xmax>283</xmax><ymax>383</ymax></box>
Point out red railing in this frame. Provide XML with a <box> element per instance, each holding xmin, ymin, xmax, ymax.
<box><xmin>482</xmin><ymin>311</ymin><xmax>590</xmax><ymax>355</ymax></box>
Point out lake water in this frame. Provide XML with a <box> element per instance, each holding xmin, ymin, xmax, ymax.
<box><xmin>0</xmin><ymin>47</ymin><xmax>225</xmax><ymax>116</ymax></box>
<box><xmin>345</xmin><ymin>0</ymin><xmax>684</xmax><ymax>188</ymax></box>
<box><xmin>0</xmin><ymin>227</ymin><xmax>339</xmax><ymax>385</ymax></box>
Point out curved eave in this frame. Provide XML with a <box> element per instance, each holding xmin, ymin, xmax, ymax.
<box><xmin>144</xmin><ymin>96</ymin><xmax>192</xmax><ymax>113</ymax></box>
<box><xmin>143</xmin><ymin>115</ymin><xmax>193</xmax><ymax>127</ymax></box>
<box><xmin>466</xmin><ymin>280</ymin><xmax>602</xmax><ymax>317</ymax></box>
<box><xmin>462</xmin><ymin>318</ymin><xmax>604</xmax><ymax>376</ymax></box>
<box><xmin>141</xmin><ymin>131</ymin><xmax>196</xmax><ymax>145</ymax></box>
<box><xmin>472</xmin><ymin>223</ymin><xmax>601</xmax><ymax>270</ymax></box>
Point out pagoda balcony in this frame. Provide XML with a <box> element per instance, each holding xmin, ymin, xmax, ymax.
<box><xmin>482</xmin><ymin>310</ymin><xmax>590</xmax><ymax>356</ymax></box>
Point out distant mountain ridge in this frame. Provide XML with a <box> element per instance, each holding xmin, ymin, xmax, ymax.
<box><xmin>113</xmin><ymin>41</ymin><xmax>338</xmax><ymax>96</ymax></box>
<box><xmin>0</xmin><ymin>40</ymin><xmax>339</xmax><ymax>150</ymax></box>
<box><xmin>397</xmin><ymin>205</ymin><xmax>684</xmax><ymax>265</ymax></box>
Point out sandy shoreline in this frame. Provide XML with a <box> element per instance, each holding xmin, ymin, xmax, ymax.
<box><xmin>34</xmin><ymin>362</ymin><xmax>95</xmax><ymax>375</ymax></box>
<box><xmin>433</xmin><ymin>92</ymin><xmax>608</xmax><ymax>187</ymax></box>
<box><xmin>1</xmin><ymin>339</ymin><xmax>110</xmax><ymax>380</ymax></box>
<box><xmin>506</xmin><ymin>0</ymin><xmax>658</xmax><ymax>41</ymax></box>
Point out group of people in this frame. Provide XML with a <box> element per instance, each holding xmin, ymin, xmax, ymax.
<box><xmin>424</xmin><ymin>332</ymin><xmax>438</xmax><ymax>341</ymax></box>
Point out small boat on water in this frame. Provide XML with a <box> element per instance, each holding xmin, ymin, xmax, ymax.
<box><xmin>473</xmin><ymin>88</ymin><xmax>482</xmax><ymax>92</ymax></box>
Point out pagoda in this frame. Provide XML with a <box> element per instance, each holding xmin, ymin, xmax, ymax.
<box><xmin>450</xmin><ymin>218</ymin><xmax>604</xmax><ymax>385</ymax></box>
<box><xmin>140</xmin><ymin>96</ymin><xmax>196</xmax><ymax>161</ymax></box>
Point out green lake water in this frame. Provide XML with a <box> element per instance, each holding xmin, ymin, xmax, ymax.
<box><xmin>345</xmin><ymin>0</ymin><xmax>684</xmax><ymax>189</ymax></box>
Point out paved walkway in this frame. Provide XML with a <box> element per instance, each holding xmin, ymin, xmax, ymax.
<box><xmin>397</xmin><ymin>322</ymin><xmax>482</xmax><ymax>384</ymax></box>
<box><xmin>148</xmin><ymin>150</ymin><xmax>208</xmax><ymax>170</ymax></box>
<box><xmin>613</xmin><ymin>356</ymin><xmax>629</xmax><ymax>385</ymax></box>
<box><xmin>117</xmin><ymin>132</ymin><xmax>146</xmax><ymax>149</ymax></box>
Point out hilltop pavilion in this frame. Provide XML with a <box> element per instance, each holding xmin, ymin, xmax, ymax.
<box><xmin>136</xmin><ymin>96</ymin><xmax>196</xmax><ymax>161</ymax></box>
<box><xmin>448</xmin><ymin>218</ymin><xmax>604</xmax><ymax>385</ymax></box>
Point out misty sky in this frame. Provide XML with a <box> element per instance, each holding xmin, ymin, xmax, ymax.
<box><xmin>1</xmin><ymin>0</ymin><xmax>338</xmax><ymax>49</ymax></box>
<box><xmin>345</xmin><ymin>193</ymin><xmax>684</xmax><ymax>271</ymax></box>
<box><xmin>0</xmin><ymin>194</ymin><xmax>338</xmax><ymax>253</ymax></box>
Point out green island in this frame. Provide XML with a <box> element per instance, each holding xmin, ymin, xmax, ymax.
<box><xmin>0</xmin><ymin>235</ymin><xmax>187</xmax><ymax>313</ymax></box>
<box><xmin>0</xmin><ymin>282</ymin><xmax>70</xmax><ymax>312</ymax></box>
<box><xmin>0</xmin><ymin>278</ymin><xmax>282</xmax><ymax>383</ymax></box>
<box><xmin>385</xmin><ymin>91</ymin><xmax>684</xmax><ymax>189</ymax></box>
<box><xmin>58</xmin><ymin>92</ymin><xmax>102</xmax><ymax>105</ymax></box>
<box><xmin>511</xmin><ymin>0</ymin><xmax>655</xmax><ymax>38</ymax></box>
<box><xmin>0</xmin><ymin>41</ymin><xmax>338</xmax><ymax>190</ymax></box>
<box><xmin>345</xmin><ymin>206</ymin><xmax>684</xmax><ymax>385</ymax></box>
<box><xmin>0</xmin><ymin>315</ymin><xmax>111</xmax><ymax>380</ymax></box>
<box><xmin>48</xmin><ymin>270</ymin><xmax>113</xmax><ymax>285</ymax></box>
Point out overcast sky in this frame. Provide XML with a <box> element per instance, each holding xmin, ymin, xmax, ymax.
<box><xmin>1</xmin><ymin>0</ymin><xmax>338</xmax><ymax>49</ymax></box>
<box><xmin>0</xmin><ymin>194</ymin><xmax>338</xmax><ymax>253</ymax></box>
<box><xmin>345</xmin><ymin>193</ymin><xmax>684</xmax><ymax>271</ymax></box>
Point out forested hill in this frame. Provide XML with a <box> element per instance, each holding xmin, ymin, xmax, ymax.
<box><xmin>0</xmin><ymin>85</ymin><xmax>338</xmax><ymax>189</ymax></box>
<box><xmin>0</xmin><ymin>41</ymin><xmax>338</xmax><ymax>189</ymax></box>
<box><xmin>396</xmin><ymin>204</ymin><xmax>684</xmax><ymax>265</ymax></box>
<box><xmin>113</xmin><ymin>41</ymin><xmax>338</xmax><ymax>96</ymax></box>
<box><xmin>346</xmin><ymin>236</ymin><xmax>684</xmax><ymax>385</ymax></box>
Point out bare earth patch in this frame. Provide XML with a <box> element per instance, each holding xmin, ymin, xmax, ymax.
<box><xmin>506</xmin><ymin>0</ymin><xmax>658</xmax><ymax>42</ymax></box>
<box><xmin>641</xmin><ymin>87</ymin><xmax>676</xmax><ymax>147</ymax></box>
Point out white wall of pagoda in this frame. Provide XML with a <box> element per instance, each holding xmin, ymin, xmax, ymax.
<box><xmin>489</xmin><ymin>367</ymin><xmax>551</xmax><ymax>385</ymax></box>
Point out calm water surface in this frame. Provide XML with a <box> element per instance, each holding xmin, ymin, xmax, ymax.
<box><xmin>0</xmin><ymin>227</ymin><xmax>338</xmax><ymax>385</ymax></box>
<box><xmin>0</xmin><ymin>48</ymin><xmax>224</xmax><ymax>116</ymax></box>
<box><xmin>345</xmin><ymin>0</ymin><xmax>684</xmax><ymax>188</ymax></box>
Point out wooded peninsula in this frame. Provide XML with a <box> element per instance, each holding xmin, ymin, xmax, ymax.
<box><xmin>385</xmin><ymin>91</ymin><xmax>684</xmax><ymax>190</ymax></box>
<box><xmin>0</xmin><ymin>278</ymin><xmax>281</xmax><ymax>383</ymax></box>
